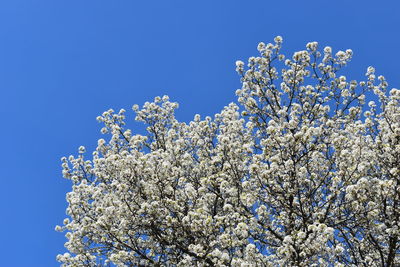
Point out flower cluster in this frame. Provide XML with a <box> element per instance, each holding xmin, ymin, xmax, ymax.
<box><xmin>57</xmin><ymin>37</ymin><xmax>400</xmax><ymax>266</ymax></box>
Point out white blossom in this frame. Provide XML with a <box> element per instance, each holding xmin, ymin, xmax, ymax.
<box><xmin>57</xmin><ymin>36</ymin><xmax>400</xmax><ymax>267</ymax></box>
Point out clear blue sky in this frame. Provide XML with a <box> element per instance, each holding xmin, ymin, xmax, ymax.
<box><xmin>0</xmin><ymin>0</ymin><xmax>399</xmax><ymax>266</ymax></box>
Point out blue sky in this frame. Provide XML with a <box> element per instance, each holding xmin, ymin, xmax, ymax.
<box><xmin>0</xmin><ymin>0</ymin><xmax>399</xmax><ymax>266</ymax></box>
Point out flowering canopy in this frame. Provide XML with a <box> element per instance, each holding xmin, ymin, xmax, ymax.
<box><xmin>57</xmin><ymin>37</ymin><xmax>400</xmax><ymax>266</ymax></box>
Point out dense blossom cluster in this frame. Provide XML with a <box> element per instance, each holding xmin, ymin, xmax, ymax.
<box><xmin>57</xmin><ymin>37</ymin><xmax>400</xmax><ymax>266</ymax></box>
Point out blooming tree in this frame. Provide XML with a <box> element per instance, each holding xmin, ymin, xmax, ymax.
<box><xmin>57</xmin><ymin>37</ymin><xmax>400</xmax><ymax>266</ymax></box>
